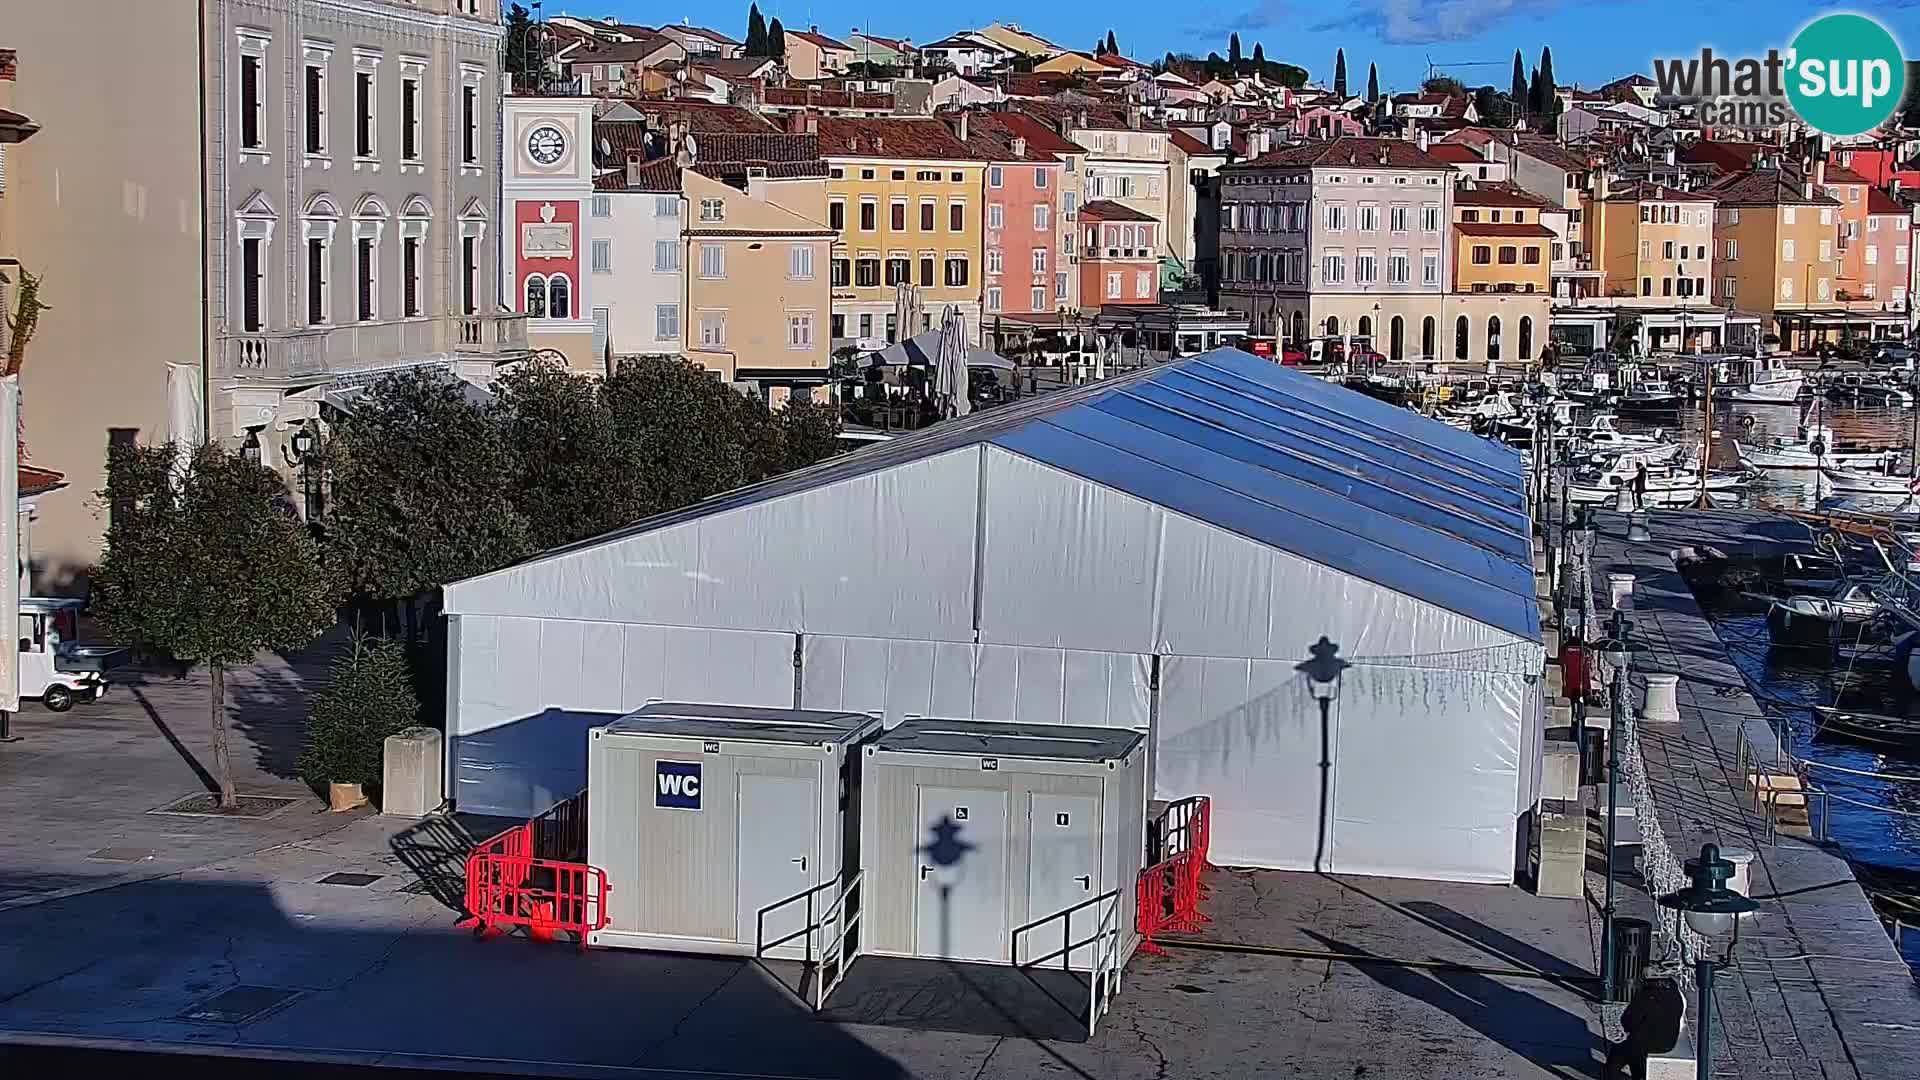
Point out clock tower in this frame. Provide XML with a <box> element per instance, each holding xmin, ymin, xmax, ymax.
<box><xmin>502</xmin><ymin>95</ymin><xmax>597</xmax><ymax>370</ymax></box>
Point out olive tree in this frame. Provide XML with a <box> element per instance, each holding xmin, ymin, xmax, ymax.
<box><xmin>92</xmin><ymin>443</ymin><xmax>337</xmax><ymax>808</ymax></box>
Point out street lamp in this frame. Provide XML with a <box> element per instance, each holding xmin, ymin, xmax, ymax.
<box><xmin>1593</xmin><ymin>611</ymin><xmax>1647</xmax><ymax>1003</ymax></box>
<box><xmin>1658</xmin><ymin>843</ymin><xmax>1758</xmax><ymax>1080</ymax></box>
<box><xmin>284</xmin><ymin>422</ymin><xmax>322</xmax><ymax>525</ymax></box>
<box><xmin>239</xmin><ymin>428</ymin><xmax>262</xmax><ymax>465</ymax></box>
<box><xmin>1296</xmin><ymin>636</ymin><xmax>1349</xmax><ymax>874</ymax></box>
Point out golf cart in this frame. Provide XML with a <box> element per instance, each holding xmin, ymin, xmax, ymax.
<box><xmin>19</xmin><ymin>597</ymin><xmax>129</xmax><ymax>711</ymax></box>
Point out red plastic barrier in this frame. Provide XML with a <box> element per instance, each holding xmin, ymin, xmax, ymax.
<box><xmin>1561</xmin><ymin>644</ymin><xmax>1589</xmax><ymax>701</ymax></box>
<box><xmin>459</xmin><ymin>791</ymin><xmax>609</xmax><ymax>949</ymax></box>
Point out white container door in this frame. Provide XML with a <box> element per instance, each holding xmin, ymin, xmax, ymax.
<box><xmin>736</xmin><ymin>774</ymin><xmax>819</xmax><ymax>957</ymax></box>
<box><xmin>1021</xmin><ymin>794</ymin><xmax>1101</xmax><ymax>969</ymax></box>
<box><xmin>914</xmin><ymin>787</ymin><xmax>1008</xmax><ymax>962</ymax></box>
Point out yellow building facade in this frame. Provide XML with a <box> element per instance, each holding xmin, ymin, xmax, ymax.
<box><xmin>818</xmin><ymin>117</ymin><xmax>987</xmax><ymax>344</ymax></box>
<box><xmin>681</xmin><ymin>169</ymin><xmax>836</xmax><ymax>388</ymax></box>
<box><xmin>1707</xmin><ymin>168</ymin><xmax>1846</xmax><ymax>348</ymax></box>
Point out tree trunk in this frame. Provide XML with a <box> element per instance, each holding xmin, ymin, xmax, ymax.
<box><xmin>209</xmin><ymin>663</ymin><xmax>235</xmax><ymax>808</ymax></box>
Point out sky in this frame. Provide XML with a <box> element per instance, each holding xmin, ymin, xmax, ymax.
<box><xmin>560</xmin><ymin>2</ymin><xmax>1920</xmax><ymax>94</ymax></box>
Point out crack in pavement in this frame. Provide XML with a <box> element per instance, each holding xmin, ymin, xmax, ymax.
<box><xmin>968</xmin><ymin>1035</ymin><xmax>1006</xmax><ymax>1080</ymax></box>
<box><xmin>624</xmin><ymin>962</ymin><xmax>747</xmax><ymax>1067</ymax></box>
<box><xmin>1124</xmin><ymin>1017</ymin><xmax>1169</xmax><ymax>1080</ymax></box>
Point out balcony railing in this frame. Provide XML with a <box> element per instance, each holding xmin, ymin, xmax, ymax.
<box><xmin>219</xmin><ymin>312</ymin><xmax>530</xmax><ymax>382</ymax></box>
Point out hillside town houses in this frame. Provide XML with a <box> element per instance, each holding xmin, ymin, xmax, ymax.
<box><xmin>6</xmin><ymin>1</ymin><xmax>1920</xmax><ymax>585</ymax></box>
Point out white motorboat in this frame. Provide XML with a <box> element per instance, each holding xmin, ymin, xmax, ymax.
<box><xmin>1733</xmin><ymin>422</ymin><xmax>1900</xmax><ymax>471</ymax></box>
<box><xmin>1820</xmin><ymin>466</ymin><xmax>1917</xmax><ymax>496</ymax></box>
<box><xmin>1566</xmin><ymin>460</ymin><xmax>1749</xmax><ymax>505</ymax></box>
<box><xmin>1767</xmin><ymin>582</ymin><xmax>1883</xmax><ymax>646</ymax></box>
<box><xmin>1713</xmin><ymin>353</ymin><xmax>1806</xmax><ymax>405</ymax></box>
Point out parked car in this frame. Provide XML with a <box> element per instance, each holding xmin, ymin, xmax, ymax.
<box><xmin>1871</xmin><ymin>343</ymin><xmax>1916</xmax><ymax>366</ymax></box>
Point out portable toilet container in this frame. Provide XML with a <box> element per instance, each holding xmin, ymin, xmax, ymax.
<box><xmin>585</xmin><ymin>702</ymin><xmax>882</xmax><ymax>957</ymax></box>
<box><xmin>859</xmin><ymin>718</ymin><xmax>1148</xmax><ymax>970</ymax></box>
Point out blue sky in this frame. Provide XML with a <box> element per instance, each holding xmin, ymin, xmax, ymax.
<box><xmin>559</xmin><ymin>3</ymin><xmax>1920</xmax><ymax>93</ymax></box>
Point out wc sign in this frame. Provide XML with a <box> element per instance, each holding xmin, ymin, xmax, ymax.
<box><xmin>655</xmin><ymin>761</ymin><xmax>702</xmax><ymax>810</ymax></box>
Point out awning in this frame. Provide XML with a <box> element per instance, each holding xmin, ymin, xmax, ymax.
<box><xmin>869</xmin><ymin>330</ymin><xmax>1016</xmax><ymax>371</ymax></box>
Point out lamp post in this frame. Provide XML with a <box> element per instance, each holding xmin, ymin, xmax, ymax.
<box><xmin>1567</xmin><ymin>504</ymin><xmax>1599</xmax><ymax>769</ymax></box>
<box><xmin>1296</xmin><ymin>636</ymin><xmax>1350</xmax><ymax>874</ymax></box>
<box><xmin>284</xmin><ymin>421</ymin><xmax>321</xmax><ymax>526</ymax></box>
<box><xmin>1658</xmin><ymin>844</ymin><xmax>1759</xmax><ymax>1080</ymax></box>
<box><xmin>1594</xmin><ymin>610</ymin><xmax>1647</xmax><ymax>1002</ymax></box>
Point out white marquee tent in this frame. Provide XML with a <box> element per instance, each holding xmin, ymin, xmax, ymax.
<box><xmin>442</xmin><ymin>349</ymin><xmax>1545</xmax><ymax>883</ymax></box>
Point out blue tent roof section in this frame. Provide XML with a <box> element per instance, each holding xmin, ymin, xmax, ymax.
<box><xmin>461</xmin><ymin>349</ymin><xmax>1538</xmax><ymax>642</ymax></box>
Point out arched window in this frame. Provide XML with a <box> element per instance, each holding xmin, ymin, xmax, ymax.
<box><xmin>1325</xmin><ymin>315</ymin><xmax>1339</xmax><ymax>336</ymax></box>
<box><xmin>524</xmin><ymin>274</ymin><xmax>548</xmax><ymax>318</ymax></box>
<box><xmin>1390</xmin><ymin>315</ymin><xmax>1405</xmax><ymax>361</ymax></box>
<box><xmin>1519</xmin><ymin>316</ymin><xmax>1534</xmax><ymax>360</ymax></box>
<box><xmin>1357</xmin><ymin>314</ymin><xmax>1372</xmax><ymax>340</ymax></box>
<box><xmin>1291</xmin><ymin>311</ymin><xmax>1306</xmax><ymax>347</ymax></box>
<box><xmin>548</xmin><ymin>274</ymin><xmax>572</xmax><ymax>319</ymax></box>
<box><xmin>1422</xmin><ymin>316</ymin><xmax>1436</xmax><ymax>359</ymax></box>
<box><xmin>1487</xmin><ymin>315</ymin><xmax>1502</xmax><ymax>361</ymax></box>
<box><xmin>1454</xmin><ymin>315</ymin><xmax>1469</xmax><ymax>360</ymax></box>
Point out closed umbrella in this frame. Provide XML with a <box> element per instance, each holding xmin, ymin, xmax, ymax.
<box><xmin>934</xmin><ymin>306</ymin><xmax>972</xmax><ymax>418</ymax></box>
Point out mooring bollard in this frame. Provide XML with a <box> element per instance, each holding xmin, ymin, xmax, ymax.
<box><xmin>1638</xmin><ymin>673</ymin><xmax>1680</xmax><ymax>724</ymax></box>
<box><xmin>1608</xmin><ymin>572</ymin><xmax>1636</xmax><ymax>609</ymax></box>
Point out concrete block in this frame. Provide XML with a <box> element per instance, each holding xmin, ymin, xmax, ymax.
<box><xmin>1549</xmin><ymin>698</ymin><xmax>1573</xmax><ymax>727</ymax></box>
<box><xmin>1720</xmin><ymin>845</ymin><xmax>1756</xmax><ymax>897</ymax></box>
<box><xmin>1542</xmin><ymin>742</ymin><xmax>1581</xmax><ymax>802</ymax></box>
<box><xmin>382</xmin><ymin>726</ymin><xmax>444</xmax><ymax>818</ymax></box>
<box><xmin>1532</xmin><ymin>550</ymin><xmax>1549</xmax><ymax>574</ymax></box>
<box><xmin>1542</xmin><ymin>627</ymin><xmax>1560</xmax><ymax>655</ymax></box>
<box><xmin>1639</xmin><ymin>674</ymin><xmax>1680</xmax><ymax>723</ymax></box>
<box><xmin>1614</xmin><ymin>485</ymin><xmax>1634</xmax><ymax>512</ymax></box>
<box><xmin>1608</xmin><ymin>572</ymin><xmax>1637</xmax><ymax>608</ymax></box>
<box><xmin>1535</xmin><ymin>808</ymin><xmax>1586</xmax><ymax>898</ymax></box>
<box><xmin>1545</xmin><ymin>662</ymin><xmax>1564</xmax><ymax>698</ymax></box>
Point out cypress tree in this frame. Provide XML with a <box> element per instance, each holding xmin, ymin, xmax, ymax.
<box><xmin>768</xmin><ymin>17</ymin><xmax>786</xmax><ymax>61</ymax></box>
<box><xmin>1253</xmin><ymin>42</ymin><xmax>1265</xmax><ymax>66</ymax></box>
<box><xmin>1367</xmin><ymin>62</ymin><xmax>1379</xmax><ymax>102</ymax></box>
<box><xmin>1333</xmin><ymin>48</ymin><xmax>1347</xmax><ymax>97</ymax></box>
<box><xmin>1105</xmin><ymin>30</ymin><xmax>1119</xmax><ymax>56</ymax></box>
<box><xmin>1528</xmin><ymin>65</ymin><xmax>1543</xmax><ymax>118</ymax></box>
<box><xmin>744</xmin><ymin>4</ymin><xmax>767</xmax><ymax>57</ymax></box>
<box><xmin>1537</xmin><ymin>47</ymin><xmax>1558</xmax><ymax>129</ymax></box>
<box><xmin>1511</xmin><ymin>50</ymin><xmax>1527</xmax><ymax>116</ymax></box>
<box><xmin>1229</xmin><ymin>34</ymin><xmax>1242</xmax><ymax>69</ymax></box>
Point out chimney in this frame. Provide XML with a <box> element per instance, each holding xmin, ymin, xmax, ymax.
<box><xmin>1664</xmin><ymin>145</ymin><xmax>1674</xmax><ymax>166</ymax></box>
<box><xmin>1416</xmin><ymin>127</ymin><xmax>1429</xmax><ymax>152</ymax></box>
<box><xmin>1815</xmin><ymin>157</ymin><xmax>1827</xmax><ymax>187</ymax></box>
<box><xmin>1077</xmin><ymin>107</ymin><xmax>1089</xmax><ymax>131</ymax></box>
<box><xmin>956</xmin><ymin>110</ymin><xmax>968</xmax><ymax>142</ymax></box>
<box><xmin>810</xmin><ymin>24</ymin><xmax>819</xmax><ymax>34</ymax></box>
<box><xmin>626</xmin><ymin>149</ymin><xmax>645</xmax><ymax>186</ymax></box>
<box><xmin>806</xmin><ymin>114</ymin><xmax>818</xmax><ymax>135</ymax></box>
<box><xmin>1127</xmin><ymin>104</ymin><xmax>1143</xmax><ymax>129</ymax></box>
<box><xmin>1012</xmin><ymin>135</ymin><xmax>1026</xmax><ymax>158</ymax></box>
<box><xmin>874</xmin><ymin>135</ymin><xmax>884</xmax><ymax>152</ymax></box>
<box><xmin>1596</xmin><ymin>171</ymin><xmax>1611</xmax><ymax>200</ymax></box>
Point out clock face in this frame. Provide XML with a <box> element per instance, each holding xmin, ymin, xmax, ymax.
<box><xmin>527</xmin><ymin>125</ymin><xmax>566</xmax><ymax>166</ymax></box>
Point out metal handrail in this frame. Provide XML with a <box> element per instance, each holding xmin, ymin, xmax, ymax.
<box><xmin>753</xmin><ymin>873</ymin><xmax>865</xmax><ymax>1011</ymax></box>
<box><xmin>814</xmin><ymin>872</ymin><xmax>863</xmax><ymax>1009</ymax></box>
<box><xmin>1012</xmin><ymin>888</ymin><xmax>1123</xmax><ymax>970</ymax></box>
<box><xmin>755</xmin><ymin>877</ymin><xmax>840</xmax><ymax>959</ymax></box>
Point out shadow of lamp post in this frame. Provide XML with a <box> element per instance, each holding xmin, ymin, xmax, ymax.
<box><xmin>1658</xmin><ymin>843</ymin><xmax>1758</xmax><ymax>1080</ymax></box>
<box><xmin>921</xmin><ymin>813</ymin><xmax>974</xmax><ymax>960</ymax></box>
<box><xmin>1566</xmin><ymin>504</ymin><xmax>1599</xmax><ymax>791</ymax></box>
<box><xmin>1296</xmin><ymin>636</ymin><xmax>1349</xmax><ymax>874</ymax></box>
<box><xmin>1594</xmin><ymin>610</ymin><xmax>1646</xmax><ymax>1003</ymax></box>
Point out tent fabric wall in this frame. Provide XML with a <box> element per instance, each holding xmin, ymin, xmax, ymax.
<box><xmin>449</xmin><ymin>614</ymin><xmax>797</xmax><ymax>817</ymax></box>
<box><xmin>1153</xmin><ymin>657</ymin><xmax>1527</xmax><ymax>883</ymax></box>
<box><xmin>799</xmin><ymin>635</ymin><xmax>1151</xmax><ymax>729</ymax></box>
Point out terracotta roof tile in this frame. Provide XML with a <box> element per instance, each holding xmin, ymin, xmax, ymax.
<box><xmin>1426</xmin><ymin>143</ymin><xmax>1485</xmax><ymax>164</ymax></box>
<box><xmin>19</xmin><ymin>464</ymin><xmax>65</xmax><ymax>499</ymax></box>
<box><xmin>816</xmin><ymin>116</ymin><xmax>985</xmax><ymax>160</ymax></box>
<box><xmin>1080</xmin><ymin>199</ymin><xmax>1157</xmax><ymax>222</ymax></box>
<box><xmin>595</xmin><ymin>159</ymin><xmax>683</xmax><ymax>192</ymax></box>
<box><xmin>1168</xmin><ymin>129</ymin><xmax>1210</xmax><ymax>155</ymax></box>
<box><xmin>1229</xmin><ymin>136</ymin><xmax>1455</xmax><ymax>171</ymax></box>
<box><xmin>1705</xmin><ymin>168</ymin><xmax>1841</xmax><ymax>207</ymax></box>
<box><xmin>1603</xmin><ymin>181</ymin><xmax>1716</xmax><ymax>203</ymax></box>
<box><xmin>763</xmin><ymin>85</ymin><xmax>894</xmax><ymax>109</ymax></box>
<box><xmin>1868</xmin><ymin>186</ymin><xmax>1907</xmax><ymax>216</ymax></box>
<box><xmin>1454</xmin><ymin>221</ymin><xmax>1557</xmax><ymax>238</ymax></box>
<box><xmin>1823</xmin><ymin>164</ymin><xmax>1872</xmax><ymax>186</ymax></box>
<box><xmin>1453</xmin><ymin>184</ymin><xmax>1556</xmax><ymax>209</ymax></box>
<box><xmin>987</xmin><ymin>111</ymin><xmax>1084</xmax><ymax>156</ymax></box>
<box><xmin>788</xmin><ymin>28</ymin><xmax>853</xmax><ymax>51</ymax></box>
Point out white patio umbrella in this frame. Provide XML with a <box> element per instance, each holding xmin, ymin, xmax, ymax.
<box><xmin>934</xmin><ymin>305</ymin><xmax>972</xmax><ymax>418</ymax></box>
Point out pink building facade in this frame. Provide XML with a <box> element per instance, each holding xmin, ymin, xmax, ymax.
<box><xmin>1079</xmin><ymin>200</ymin><xmax>1159</xmax><ymax>306</ymax></box>
<box><xmin>981</xmin><ymin>150</ymin><xmax>1065</xmax><ymax>318</ymax></box>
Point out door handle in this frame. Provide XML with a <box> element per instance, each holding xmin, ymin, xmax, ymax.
<box><xmin>920</xmin><ymin>865</ymin><xmax>934</xmax><ymax>880</ymax></box>
<box><xmin>1075</xmin><ymin>874</ymin><xmax>1092</xmax><ymax>890</ymax></box>
<box><xmin>792</xmin><ymin>856</ymin><xmax>807</xmax><ymax>872</ymax></box>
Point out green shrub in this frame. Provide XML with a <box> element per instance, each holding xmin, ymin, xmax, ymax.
<box><xmin>298</xmin><ymin>633</ymin><xmax>420</xmax><ymax>789</ymax></box>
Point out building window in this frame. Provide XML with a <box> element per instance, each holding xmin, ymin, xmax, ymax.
<box><xmin>920</xmin><ymin>200</ymin><xmax>936</xmax><ymax>230</ymax></box>
<box><xmin>1355</xmin><ymin>250</ymin><xmax>1377</xmax><ymax>284</ymax></box>
<box><xmin>832</xmin><ymin>258</ymin><xmax>850</xmax><ymax>287</ymax></box>
<box><xmin>656</xmin><ymin>303</ymin><xmax>680</xmax><ymax>339</ymax></box>
<box><xmin>856</xmin><ymin>257</ymin><xmax>881</xmax><ymax>287</ymax></box>
<box><xmin>1055</xmin><ymin>272</ymin><xmax>1068</xmax><ymax>300</ymax></box>
<box><xmin>240</xmin><ymin>54</ymin><xmax>265</xmax><ymax>150</ymax></box>
<box><xmin>1421</xmin><ymin>205</ymin><xmax>1440</xmax><ymax>232</ymax></box>
<box><xmin>829</xmin><ymin>200</ymin><xmax>846</xmax><ymax>230</ymax></box>
<box><xmin>1324</xmin><ymin>204</ymin><xmax>1346</xmax><ymax>231</ymax></box>
<box><xmin>787</xmin><ymin>312</ymin><xmax>814</xmax><ymax>349</ymax></box>
<box><xmin>402</xmin><ymin>75</ymin><xmax>422</xmax><ymax>162</ymax></box>
<box><xmin>892</xmin><ymin>201</ymin><xmax>908</xmax><ymax>230</ymax></box>
<box><xmin>700</xmin><ymin>198</ymin><xmax>725</xmax><ymax>222</ymax></box>
<box><xmin>1358</xmin><ymin>204</ymin><xmax>1377</xmax><ymax>231</ymax></box>
<box><xmin>1724</xmin><ymin>239</ymin><xmax>1738</xmax><ymax>260</ymax></box>
<box><xmin>887</xmin><ymin>254</ymin><xmax>912</xmax><ymax>285</ymax></box>
<box><xmin>462</xmin><ymin>85</ymin><xmax>478</xmax><ymax>164</ymax></box>
<box><xmin>950</xmin><ymin>202</ymin><xmax>965</xmax><ymax>231</ymax></box>
<box><xmin>305</xmin><ymin>63</ymin><xmax>327</xmax><ymax>154</ymax></box>
<box><xmin>1497</xmin><ymin>246</ymin><xmax>1517</xmax><ymax>265</ymax></box>
<box><xmin>1461</xmin><ymin>210</ymin><xmax>1479</xmax><ymax>223</ymax></box>
<box><xmin>919</xmin><ymin>255</ymin><xmax>935</xmax><ymax>287</ymax></box>
<box><xmin>1523</xmin><ymin>247</ymin><xmax>1541</xmax><ymax>265</ymax></box>
<box><xmin>1722</xmin><ymin>278</ymin><xmax>1737</xmax><ymax>300</ymax></box>
<box><xmin>655</xmin><ymin>240</ymin><xmax>680</xmax><ymax>272</ymax></box>
<box><xmin>305</xmin><ymin>237</ymin><xmax>330</xmax><ymax>325</ymax></box>
<box><xmin>1642</xmin><ymin>277</ymin><xmax>1652</xmax><ymax>296</ymax></box>
<box><xmin>591</xmin><ymin>238</ymin><xmax>612</xmax><ymax>273</ymax></box>
<box><xmin>1106</xmin><ymin>272</ymin><xmax>1121</xmax><ymax>299</ymax></box>
<box><xmin>355</xmin><ymin>237</ymin><xmax>377</xmax><ymax>320</ymax></box>
<box><xmin>1422</xmin><ymin>316</ymin><xmax>1436</xmax><ymax>358</ymax></box>
<box><xmin>461</xmin><ymin>234</ymin><xmax>477</xmax><ymax>314</ymax></box>
<box><xmin>1387</xmin><ymin>251</ymin><xmax>1409</xmax><ymax>284</ymax></box>
<box><xmin>944</xmin><ymin>256</ymin><xmax>969</xmax><ymax>287</ymax></box>
<box><xmin>355</xmin><ymin>71</ymin><xmax>376</xmax><ymax>158</ymax></box>
<box><xmin>986</xmin><ymin>249</ymin><xmax>1003</xmax><ymax>275</ymax></box>
<box><xmin>790</xmin><ymin>245</ymin><xmax>815</xmax><ymax>280</ymax></box>
<box><xmin>403</xmin><ymin>236</ymin><xmax>422</xmax><ymax>317</ymax></box>
<box><xmin>1389</xmin><ymin>205</ymin><xmax>1408</xmax><ymax>232</ymax></box>
<box><xmin>1035</xmin><ymin>168</ymin><xmax>1048</xmax><ymax>189</ymax></box>
<box><xmin>1035</xmin><ymin>204</ymin><xmax>1050</xmax><ymax>230</ymax></box>
<box><xmin>1422</xmin><ymin>251</ymin><xmax>1439</xmax><ymax>286</ymax></box>
<box><xmin>1519</xmin><ymin>316</ymin><xmax>1533</xmax><ymax>360</ymax></box>
<box><xmin>986</xmin><ymin>286</ymin><xmax>1002</xmax><ymax>311</ymax></box>
<box><xmin>859</xmin><ymin>200</ymin><xmax>877</xmax><ymax>231</ymax></box>
<box><xmin>699</xmin><ymin>310</ymin><xmax>726</xmax><ymax>347</ymax></box>
<box><xmin>699</xmin><ymin>243</ymin><xmax>725</xmax><ymax>278</ymax></box>
<box><xmin>1782</xmin><ymin>239</ymin><xmax>1795</xmax><ymax>262</ymax></box>
<box><xmin>655</xmin><ymin>196</ymin><xmax>677</xmax><ymax>218</ymax></box>
<box><xmin>1029</xmin><ymin>247</ymin><xmax>1047</xmax><ymax>275</ymax></box>
<box><xmin>1321</xmin><ymin>250</ymin><xmax>1345</xmax><ymax>283</ymax></box>
<box><xmin>591</xmin><ymin>194</ymin><xmax>611</xmax><ymax>218</ymax></box>
<box><xmin>1028</xmin><ymin>286</ymin><xmax>1044</xmax><ymax>310</ymax></box>
<box><xmin>988</xmin><ymin>204</ymin><xmax>1003</xmax><ymax>230</ymax></box>
<box><xmin>1472</xmin><ymin>246</ymin><xmax>1492</xmax><ymax>266</ymax></box>
<box><xmin>1136</xmin><ymin>271</ymin><xmax>1151</xmax><ymax>297</ymax></box>
<box><xmin>989</xmin><ymin>166</ymin><xmax>1003</xmax><ymax>188</ymax></box>
<box><xmin>1454</xmin><ymin>315</ymin><xmax>1469</xmax><ymax>360</ymax></box>
<box><xmin>1487</xmin><ymin>316</ymin><xmax>1501</xmax><ymax>360</ymax></box>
